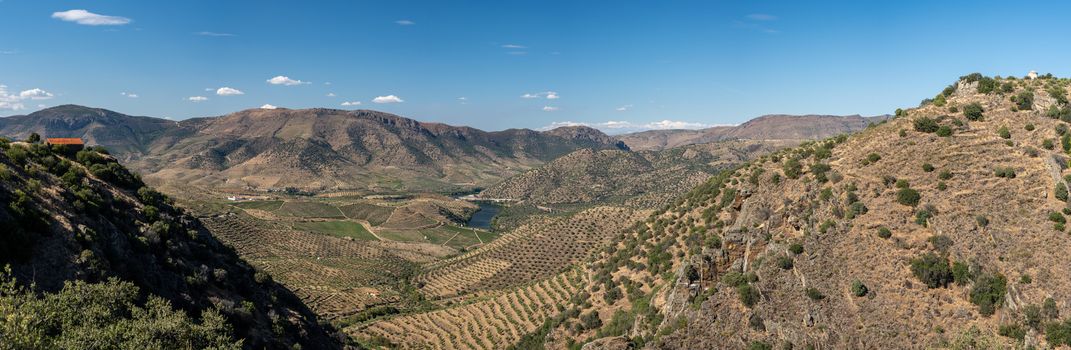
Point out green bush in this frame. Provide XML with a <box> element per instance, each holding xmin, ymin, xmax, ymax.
<box><xmin>580</xmin><ymin>311</ymin><xmax>602</xmax><ymax>330</ymax></box>
<box><xmin>952</xmin><ymin>261</ymin><xmax>972</xmax><ymax>285</ymax></box>
<box><xmin>1044</xmin><ymin>139</ymin><xmax>1055</xmax><ymax>150</ymax></box>
<box><xmin>1047</xmin><ymin>319</ymin><xmax>1071</xmax><ymax>346</ymax></box>
<box><xmin>1012</xmin><ymin>91</ymin><xmax>1034</xmax><ymax>110</ymax></box>
<box><xmin>1026</xmin><ymin>123</ymin><xmax>1036</xmax><ymax>131</ymax></box>
<box><xmin>938</xmin><ymin>170</ymin><xmax>952</xmax><ymax>180</ymax></box>
<box><xmin>788</xmin><ymin>243</ymin><xmax>803</xmax><ymax>255</ymax></box>
<box><xmin>737</xmin><ymin>284</ymin><xmax>759</xmax><ymax>308</ymax></box>
<box><xmin>936</xmin><ymin>126</ymin><xmax>953</xmax><ymax>137</ymax></box>
<box><xmin>805</xmin><ymin>287</ymin><xmax>825</xmax><ymax>301</ymax></box>
<box><xmin>1058</xmin><ymin>183</ymin><xmax>1069</xmax><ymax>202</ymax></box>
<box><xmin>915</xmin><ymin>205</ymin><xmax>937</xmax><ymax>227</ymax></box>
<box><xmin>963</xmin><ymin>103</ymin><xmax>985</xmax><ymax>121</ymax></box>
<box><xmin>994</xmin><ymin>167</ymin><xmax>1016</xmax><ymax>178</ymax></box>
<box><xmin>783</xmin><ymin>158</ymin><xmax>802</xmax><ymax>179</ymax></box>
<box><xmin>998</xmin><ymin>323</ymin><xmax>1026</xmax><ymax>341</ymax></box>
<box><xmin>910</xmin><ymin>253</ymin><xmax>952</xmax><ymax>288</ymax></box>
<box><xmin>913</xmin><ymin>117</ymin><xmax>940</xmax><ymax>133</ymax></box>
<box><xmin>998</xmin><ymin>126</ymin><xmax>1011</xmax><ymax>139</ymax></box>
<box><xmin>1049</xmin><ymin>211</ymin><xmax>1066</xmax><ymax>224</ymax></box>
<box><xmin>810</xmin><ymin>163</ymin><xmax>831</xmax><ymax>183</ymax></box>
<box><xmin>866</xmin><ymin>153</ymin><xmax>881</xmax><ymax>163</ymax></box>
<box><xmin>896</xmin><ymin>188</ymin><xmax>920</xmax><ymax>206</ymax></box>
<box><xmin>776</xmin><ymin>256</ymin><xmax>794</xmax><ymax>270</ymax></box>
<box><xmin>969</xmin><ymin>272</ymin><xmax>1007</xmax><ymax>316</ymax></box>
<box><xmin>877</xmin><ymin>227</ymin><xmax>892</xmax><ymax>239</ymax></box>
<box><xmin>922</xmin><ymin>163</ymin><xmax>935</xmax><ymax>172</ymax></box>
<box><xmin>851</xmin><ymin>280</ymin><xmax>868</xmax><ymax>297</ymax></box>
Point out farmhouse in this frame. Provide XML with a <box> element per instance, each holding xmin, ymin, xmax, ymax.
<box><xmin>45</xmin><ymin>138</ymin><xmax>85</xmax><ymax>152</ymax></box>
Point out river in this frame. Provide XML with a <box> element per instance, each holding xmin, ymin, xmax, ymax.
<box><xmin>465</xmin><ymin>201</ymin><xmax>501</xmax><ymax>231</ymax></box>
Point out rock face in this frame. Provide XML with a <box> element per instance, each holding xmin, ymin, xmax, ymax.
<box><xmin>616</xmin><ymin>114</ymin><xmax>888</xmax><ymax>150</ymax></box>
<box><xmin>0</xmin><ymin>105</ymin><xmax>627</xmax><ymax>191</ymax></box>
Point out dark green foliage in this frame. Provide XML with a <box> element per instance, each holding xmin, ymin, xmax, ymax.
<box><xmin>1049</xmin><ymin>211</ymin><xmax>1066</xmax><ymax>224</ymax></box>
<box><xmin>928</xmin><ymin>234</ymin><xmax>952</xmax><ymax>253</ymax></box>
<box><xmin>851</xmin><ymin>280</ymin><xmax>868</xmax><ymax>297</ymax></box>
<box><xmin>818</xmin><ymin>219</ymin><xmax>835</xmax><ymax>234</ymax></box>
<box><xmin>998</xmin><ymin>323</ymin><xmax>1026</xmax><ymax>341</ymax></box>
<box><xmin>1047</xmin><ymin>105</ymin><xmax>1071</xmax><ymax>120</ymax></box>
<box><xmin>922</xmin><ymin>163</ymin><xmax>935</xmax><ymax>172</ymax></box>
<box><xmin>910</xmin><ymin>253</ymin><xmax>952</xmax><ymax>288</ymax></box>
<box><xmin>1057</xmin><ymin>183</ymin><xmax>1068</xmax><ymax>202</ymax></box>
<box><xmin>896</xmin><ymin>188</ymin><xmax>920</xmax><ymax>206</ymax></box>
<box><xmin>913</xmin><ymin>117</ymin><xmax>940</xmax><ymax>133</ymax></box>
<box><xmin>952</xmin><ymin>261</ymin><xmax>972</xmax><ymax>285</ymax></box>
<box><xmin>805</xmin><ymin>287</ymin><xmax>824</xmax><ymax>301</ymax></box>
<box><xmin>997</xmin><ymin>126</ymin><xmax>1011</xmax><ymax>139</ymax></box>
<box><xmin>776</xmin><ymin>256</ymin><xmax>793</xmax><ymax>270</ymax></box>
<box><xmin>748</xmin><ymin>341</ymin><xmax>772</xmax><ymax>350</ymax></box>
<box><xmin>26</xmin><ymin>133</ymin><xmax>41</xmax><ymax>143</ymax></box>
<box><xmin>994</xmin><ymin>167</ymin><xmax>1016</xmax><ymax>178</ymax></box>
<box><xmin>580</xmin><ymin>311</ymin><xmax>602</xmax><ymax>330</ymax></box>
<box><xmin>866</xmin><ymin>153</ymin><xmax>881</xmax><ymax>163</ymax></box>
<box><xmin>737</xmin><ymin>284</ymin><xmax>760</xmax><ymax>308</ymax></box>
<box><xmin>1046</xmin><ymin>319</ymin><xmax>1071</xmax><ymax>346</ymax></box>
<box><xmin>1044</xmin><ymin>139</ymin><xmax>1055</xmax><ymax>150</ymax></box>
<box><xmin>783</xmin><ymin>158</ymin><xmax>802</xmax><ymax>179</ymax></box>
<box><xmin>788</xmin><ymin>243</ymin><xmax>803</xmax><ymax>255</ymax></box>
<box><xmin>1025</xmin><ymin>123</ymin><xmax>1035</xmax><ymax>131</ymax></box>
<box><xmin>810</xmin><ymin>163</ymin><xmax>831</xmax><ymax>183</ymax></box>
<box><xmin>895</xmin><ymin>179</ymin><xmax>910</xmax><ymax>189</ymax></box>
<box><xmin>962</xmin><ymin>103</ymin><xmax>984</xmax><ymax>121</ymax></box>
<box><xmin>938</xmin><ymin>170</ymin><xmax>952</xmax><ymax>180</ymax></box>
<box><xmin>969</xmin><ymin>273</ymin><xmax>1007</xmax><ymax>316</ymax></box>
<box><xmin>936</xmin><ymin>182</ymin><xmax>947</xmax><ymax>191</ymax></box>
<box><xmin>915</xmin><ymin>205</ymin><xmax>937</xmax><ymax>227</ymax></box>
<box><xmin>1012</xmin><ymin>91</ymin><xmax>1034</xmax><ymax>110</ymax></box>
<box><xmin>877</xmin><ymin>227</ymin><xmax>892</xmax><ymax>239</ymax></box>
<box><xmin>936</xmin><ymin>126</ymin><xmax>952</xmax><ymax>137</ymax></box>
<box><xmin>0</xmin><ymin>271</ymin><xmax>240</xmax><ymax>349</ymax></box>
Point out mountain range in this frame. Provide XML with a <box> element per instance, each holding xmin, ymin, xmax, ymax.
<box><xmin>617</xmin><ymin>114</ymin><xmax>888</xmax><ymax>150</ymax></box>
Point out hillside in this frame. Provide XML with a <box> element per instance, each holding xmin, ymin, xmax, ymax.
<box><xmin>480</xmin><ymin>139</ymin><xmax>797</xmax><ymax>208</ymax></box>
<box><xmin>525</xmin><ymin>73</ymin><xmax>1071</xmax><ymax>349</ymax></box>
<box><xmin>0</xmin><ymin>140</ymin><xmax>340</xmax><ymax>348</ymax></box>
<box><xmin>0</xmin><ymin>106</ymin><xmax>627</xmax><ymax>193</ymax></box>
<box><xmin>617</xmin><ymin>114</ymin><xmax>886</xmax><ymax>151</ymax></box>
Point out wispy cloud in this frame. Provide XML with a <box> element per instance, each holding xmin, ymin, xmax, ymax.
<box><xmin>0</xmin><ymin>85</ymin><xmax>55</xmax><ymax>111</ymax></box>
<box><xmin>542</xmin><ymin>106</ymin><xmax>559</xmax><ymax>112</ymax></box>
<box><xmin>521</xmin><ymin>91</ymin><xmax>559</xmax><ymax>99</ymax></box>
<box><xmin>541</xmin><ymin>120</ymin><xmax>728</xmax><ymax>134</ymax></box>
<box><xmin>267</xmin><ymin>75</ymin><xmax>309</xmax><ymax>86</ymax></box>
<box><xmin>341</xmin><ymin>101</ymin><xmax>362</xmax><ymax>106</ymax></box>
<box><xmin>187</xmin><ymin>96</ymin><xmax>208</xmax><ymax>102</ymax></box>
<box><xmin>51</xmin><ymin>9</ymin><xmax>131</xmax><ymax>26</ymax></box>
<box><xmin>120</xmin><ymin>92</ymin><xmax>138</xmax><ymax>98</ymax></box>
<box><xmin>746</xmin><ymin>13</ymin><xmax>777</xmax><ymax>21</ymax></box>
<box><xmin>326</xmin><ymin>92</ymin><xmax>336</xmax><ymax>97</ymax></box>
<box><xmin>196</xmin><ymin>31</ymin><xmax>235</xmax><ymax>37</ymax></box>
<box><xmin>372</xmin><ymin>95</ymin><xmax>404</xmax><ymax>103</ymax></box>
<box><xmin>395</xmin><ymin>20</ymin><xmax>415</xmax><ymax>25</ymax></box>
<box><xmin>501</xmin><ymin>44</ymin><xmax>527</xmax><ymax>49</ymax></box>
<box><xmin>616</xmin><ymin>104</ymin><xmax>633</xmax><ymax>111</ymax></box>
<box><xmin>215</xmin><ymin>87</ymin><xmax>244</xmax><ymax>96</ymax></box>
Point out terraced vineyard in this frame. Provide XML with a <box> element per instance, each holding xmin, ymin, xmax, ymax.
<box><xmin>416</xmin><ymin>206</ymin><xmax>646</xmax><ymax>299</ymax></box>
<box><xmin>355</xmin><ymin>269</ymin><xmax>586</xmax><ymax>349</ymax></box>
<box><xmin>202</xmin><ymin>213</ymin><xmax>418</xmax><ymax>318</ymax></box>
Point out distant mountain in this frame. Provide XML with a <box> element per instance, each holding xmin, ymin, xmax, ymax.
<box><xmin>481</xmin><ymin>139</ymin><xmax>798</xmax><ymax>208</ymax></box>
<box><xmin>1</xmin><ymin>106</ymin><xmax>627</xmax><ymax>192</ymax></box>
<box><xmin>617</xmin><ymin>114</ymin><xmax>888</xmax><ymax>150</ymax></box>
<box><xmin>0</xmin><ymin>105</ymin><xmax>175</xmax><ymax>159</ymax></box>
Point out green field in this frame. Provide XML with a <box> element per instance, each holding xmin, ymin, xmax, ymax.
<box><xmin>339</xmin><ymin>203</ymin><xmax>395</xmax><ymax>225</ymax></box>
<box><xmin>276</xmin><ymin>201</ymin><xmax>346</xmax><ymax>218</ymax></box>
<box><xmin>232</xmin><ymin>200</ymin><xmax>284</xmax><ymax>211</ymax></box>
<box><xmin>292</xmin><ymin>221</ymin><xmax>378</xmax><ymax>241</ymax></box>
<box><xmin>380</xmin><ymin>225</ymin><xmax>500</xmax><ymax>249</ymax></box>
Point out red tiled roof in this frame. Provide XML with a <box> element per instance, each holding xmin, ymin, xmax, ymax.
<box><xmin>46</xmin><ymin>138</ymin><xmax>84</xmax><ymax>145</ymax></box>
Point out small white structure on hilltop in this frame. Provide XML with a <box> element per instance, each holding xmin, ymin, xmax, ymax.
<box><xmin>1028</xmin><ymin>70</ymin><xmax>1039</xmax><ymax>79</ymax></box>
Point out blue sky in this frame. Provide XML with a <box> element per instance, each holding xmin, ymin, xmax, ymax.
<box><xmin>1</xmin><ymin>1</ymin><xmax>1070</xmax><ymax>132</ymax></box>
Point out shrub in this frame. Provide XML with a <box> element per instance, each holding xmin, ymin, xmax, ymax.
<box><xmin>805</xmin><ymin>287</ymin><xmax>825</xmax><ymax>301</ymax></box>
<box><xmin>810</xmin><ymin>163</ymin><xmax>831</xmax><ymax>183</ymax></box>
<box><xmin>1044</xmin><ymin>139</ymin><xmax>1055</xmax><ymax>150</ymax></box>
<box><xmin>963</xmin><ymin>103</ymin><xmax>985</xmax><ymax>121</ymax></box>
<box><xmin>851</xmin><ymin>280</ymin><xmax>868</xmax><ymax>297</ymax></box>
<box><xmin>748</xmin><ymin>341</ymin><xmax>772</xmax><ymax>350</ymax></box>
<box><xmin>969</xmin><ymin>272</ymin><xmax>1007</xmax><ymax>316</ymax></box>
<box><xmin>776</xmin><ymin>256</ymin><xmax>794</xmax><ymax>270</ymax></box>
<box><xmin>1058</xmin><ymin>183</ymin><xmax>1069</xmax><ymax>202</ymax></box>
<box><xmin>1046</xmin><ymin>319</ymin><xmax>1071</xmax><ymax>346</ymax></box>
<box><xmin>1012</xmin><ymin>91</ymin><xmax>1034</xmax><ymax>110</ymax></box>
<box><xmin>818</xmin><ymin>219</ymin><xmax>835</xmax><ymax>234</ymax></box>
<box><xmin>938</xmin><ymin>170</ymin><xmax>952</xmax><ymax>180</ymax></box>
<box><xmin>936</xmin><ymin>182</ymin><xmax>947</xmax><ymax>191</ymax></box>
<box><xmin>994</xmin><ymin>167</ymin><xmax>1016</xmax><ymax>178</ymax></box>
<box><xmin>936</xmin><ymin>126</ymin><xmax>953</xmax><ymax>137</ymax></box>
<box><xmin>737</xmin><ymin>284</ymin><xmax>759</xmax><ymax>307</ymax></box>
<box><xmin>975</xmin><ymin>215</ymin><xmax>989</xmax><ymax>227</ymax></box>
<box><xmin>913</xmin><ymin>117</ymin><xmax>940</xmax><ymax>133</ymax></box>
<box><xmin>783</xmin><ymin>158</ymin><xmax>802</xmax><ymax>179</ymax></box>
<box><xmin>1026</xmin><ymin>124</ymin><xmax>1036</xmax><ymax>131</ymax></box>
<box><xmin>895</xmin><ymin>179</ymin><xmax>910</xmax><ymax>189</ymax></box>
<box><xmin>877</xmin><ymin>227</ymin><xmax>892</xmax><ymax>239</ymax></box>
<box><xmin>1049</xmin><ymin>211</ymin><xmax>1066</xmax><ymax>224</ymax></box>
<box><xmin>866</xmin><ymin>153</ymin><xmax>881</xmax><ymax>163</ymax></box>
<box><xmin>580</xmin><ymin>311</ymin><xmax>602</xmax><ymax>330</ymax></box>
<box><xmin>910</xmin><ymin>253</ymin><xmax>952</xmax><ymax>288</ymax></box>
<box><xmin>896</xmin><ymin>188</ymin><xmax>920</xmax><ymax>206</ymax></box>
<box><xmin>922</xmin><ymin>163</ymin><xmax>935</xmax><ymax>172</ymax></box>
<box><xmin>952</xmin><ymin>261</ymin><xmax>972</xmax><ymax>285</ymax></box>
<box><xmin>998</xmin><ymin>323</ymin><xmax>1026</xmax><ymax>341</ymax></box>
<box><xmin>928</xmin><ymin>234</ymin><xmax>952</xmax><ymax>253</ymax></box>
<box><xmin>997</xmin><ymin>126</ymin><xmax>1011</xmax><ymax>139</ymax></box>
<box><xmin>916</xmin><ymin>205</ymin><xmax>937</xmax><ymax>227</ymax></box>
<box><xmin>788</xmin><ymin>243</ymin><xmax>804</xmax><ymax>255</ymax></box>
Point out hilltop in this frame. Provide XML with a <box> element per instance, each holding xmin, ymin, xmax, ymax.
<box><xmin>0</xmin><ymin>106</ymin><xmax>627</xmax><ymax>193</ymax></box>
<box><xmin>617</xmin><ymin>114</ymin><xmax>886</xmax><ymax>151</ymax></box>
<box><xmin>0</xmin><ymin>140</ymin><xmax>340</xmax><ymax>348</ymax></box>
<box><xmin>523</xmin><ymin>73</ymin><xmax>1071</xmax><ymax>349</ymax></box>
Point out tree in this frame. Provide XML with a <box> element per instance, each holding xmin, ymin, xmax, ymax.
<box><xmin>913</xmin><ymin>117</ymin><xmax>940</xmax><ymax>133</ymax></box>
<box><xmin>970</xmin><ymin>272</ymin><xmax>1007</xmax><ymax>316</ymax></box>
<box><xmin>910</xmin><ymin>253</ymin><xmax>952</xmax><ymax>288</ymax></box>
<box><xmin>896</xmin><ymin>188</ymin><xmax>920</xmax><ymax>206</ymax></box>
<box><xmin>1012</xmin><ymin>91</ymin><xmax>1034</xmax><ymax>110</ymax></box>
<box><xmin>851</xmin><ymin>280</ymin><xmax>868</xmax><ymax>297</ymax></box>
<box><xmin>963</xmin><ymin>103</ymin><xmax>984</xmax><ymax>121</ymax></box>
<box><xmin>782</xmin><ymin>158</ymin><xmax>802</xmax><ymax>179</ymax></box>
<box><xmin>26</xmin><ymin>133</ymin><xmax>41</xmax><ymax>143</ymax></box>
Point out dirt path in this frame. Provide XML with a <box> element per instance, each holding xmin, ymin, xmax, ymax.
<box><xmin>357</xmin><ymin>220</ymin><xmax>385</xmax><ymax>241</ymax></box>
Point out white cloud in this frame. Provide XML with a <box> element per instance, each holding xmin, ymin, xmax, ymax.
<box><xmin>260</xmin><ymin>104</ymin><xmax>278</xmax><ymax>109</ymax></box>
<box><xmin>326</xmin><ymin>92</ymin><xmax>336</xmax><ymax>97</ymax></box>
<box><xmin>267</xmin><ymin>75</ymin><xmax>309</xmax><ymax>86</ymax></box>
<box><xmin>501</xmin><ymin>44</ymin><xmax>527</xmax><ymax>49</ymax></box>
<box><xmin>372</xmin><ymin>95</ymin><xmax>404</xmax><ymax>103</ymax></box>
<box><xmin>0</xmin><ymin>85</ymin><xmax>41</xmax><ymax>110</ymax></box>
<box><xmin>51</xmin><ymin>9</ymin><xmax>131</xmax><ymax>26</ymax></box>
<box><xmin>540</xmin><ymin>120</ymin><xmax>728</xmax><ymax>134</ymax></box>
<box><xmin>18</xmin><ymin>88</ymin><xmax>54</xmax><ymax>100</ymax></box>
<box><xmin>341</xmin><ymin>101</ymin><xmax>362</xmax><ymax>106</ymax></box>
<box><xmin>522</xmin><ymin>91</ymin><xmax>559</xmax><ymax>99</ymax></box>
<box><xmin>120</xmin><ymin>92</ymin><xmax>138</xmax><ymax>98</ymax></box>
<box><xmin>395</xmin><ymin>20</ymin><xmax>415</xmax><ymax>25</ymax></box>
<box><xmin>457</xmin><ymin>97</ymin><xmax>467</xmax><ymax>100</ymax></box>
<box><xmin>616</xmin><ymin>104</ymin><xmax>633</xmax><ymax>111</ymax></box>
<box><xmin>542</xmin><ymin>106</ymin><xmax>559</xmax><ymax>112</ymax></box>
<box><xmin>196</xmin><ymin>31</ymin><xmax>235</xmax><ymax>37</ymax></box>
<box><xmin>216</xmin><ymin>87</ymin><xmax>244</xmax><ymax>96</ymax></box>
<box><xmin>746</xmin><ymin>14</ymin><xmax>777</xmax><ymax>21</ymax></box>
<box><xmin>187</xmin><ymin>96</ymin><xmax>208</xmax><ymax>102</ymax></box>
